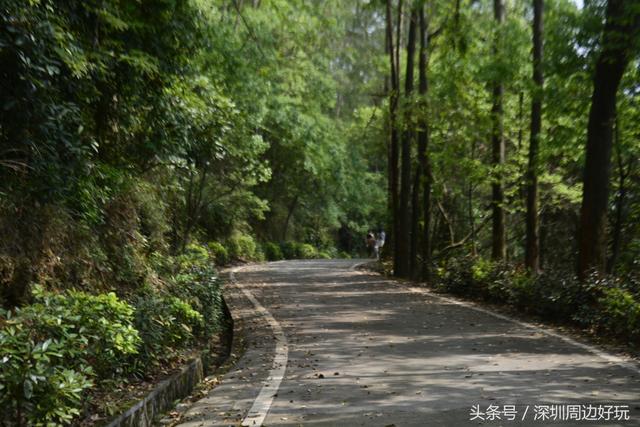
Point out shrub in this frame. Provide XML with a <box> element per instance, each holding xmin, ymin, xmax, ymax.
<box><xmin>263</xmin><ymin>242</ymin><xmax>283</xmax><ymax>261</ymax></box>
<box><xmin>0</xmin><ymin>287</ymin><xmax>141</xmax><ymax>425</ymax></box>
<box><xmin>0</xmin><ymin>320</ymin><xmax>94</xmax><ymax>426</ymax></box>
<box><xmin>132</xmin><ymin>292</ymin><xmax>204</xmax><ymax>372</ymax></box>
<box><xmin>226</xmin><ymin>233</ymin><xmax>257</xmax><ymax>261</ymax></box>
<box><xmin>317</xmin><ymin>251</ymin><xmax>332</xmax><ymax>259</ymax></box>
<box><xmin>207</xmin><ymin>241</ymin><xmax>229</xmax><ymax>266</ymax></box>
<box><xmin>280</xmin><ymin>241</ymin><xmax>298</xmax><ymax>259</ymax></box>
<box><xmin>298</xmin><ymin>243</ymin><xmax>318</xmax><ymax>259</ymax></box>
<box><xmin>167</xmin><ymin>296</ymin><xmax>205</xmax><ymax>339</ymax></box>
<box><xmin>596</xmin><ymin>288</ymin><xmax>640</xmax><ymax>341</ymax></box>
<box><xmin>27</xmin><ymin>287</ymin><xmax>141</xmax><ymax>378</ymax></box>
<box><xmin>177</xmin><ymin>243</ymin><xmax>210</xmax><ymax>270</ymax></box>
<box><xmin>169</xmin><ymin>263</ymin><xmax>225</xmax><ymax>340</ymax></box>
<box><xmin>436</xmin><ymin>257</ymin><xmax>478</xmax><ymax>297</ymax></box>
<box><xmin>279</xmin><ymin>241</ymin><xmax>321</xmax><ymax>259</ymax></box>
<box><xmin>435</xmin><ymin>257</ymin><xmax>615</xmax><ymax>326</ymax></box>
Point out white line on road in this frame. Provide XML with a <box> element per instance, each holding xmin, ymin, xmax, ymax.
<box><xmin>230</xmin><ymin>266</ymin><xmax>288</xmax><ymax>427</ymax></box>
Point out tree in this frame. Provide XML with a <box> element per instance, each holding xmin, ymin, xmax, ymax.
<box><xmin>410</xmin><ymin>4</ymin><xmax>432</xmax><ymax>280</ymax></box>
<box><xmin>386</xmin><ymin>0</ymin><xmax>401</xmax><ymax>273</ymax></box>
<box><xmin>525</xmin><ymin>0</ymin><xmax>544</xmax><ymax>273</ymax></box>
<box><xmin>577</xmin><ymin>0</ymin><xmax>640</xmax><ymax>279</ymax></box>
<box><xmin>397</xmin><ymin>7</ymin><xmax>418</xmax><ymax>277</ymax></box>
<box><xmin>491</xmin><ymin>0</ymin><xmax>507</xmax><ymax>260</ymax></box>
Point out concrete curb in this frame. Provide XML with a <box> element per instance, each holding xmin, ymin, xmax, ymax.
<box><xmin>105</xmin><ymin>357</ymin><xmax>205</xmax><ymax>427</ymax></box>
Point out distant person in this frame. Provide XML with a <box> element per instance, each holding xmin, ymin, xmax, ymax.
<box><xmin>366</xmin><ymin>231</ymin><xmax>376</xmax><ymax>257</ymax></box>
<box><xmin>374</xmin><ymin>229</ymin><xmax>385</xmax><ymax>260</ymax></box>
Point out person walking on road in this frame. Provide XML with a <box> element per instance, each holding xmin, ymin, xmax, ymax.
<box><xmin>366</xmin><ymin>231</ymin><xmax>376</xmax><ymax>258</ymax></box>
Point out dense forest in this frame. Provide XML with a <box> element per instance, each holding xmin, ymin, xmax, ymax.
<box><xmin>0</xmin><ymin>0</ymin><xmax>639</xmax><ymax>425</ymax></box>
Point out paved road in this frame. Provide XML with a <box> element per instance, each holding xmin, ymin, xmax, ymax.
<box><xmin>176</xmin><ymin>259</ymin><xmax>640</xmax><ymax>427</ymax></box>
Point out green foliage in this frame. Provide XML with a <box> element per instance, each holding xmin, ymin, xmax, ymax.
<box><xmin>0</xmin><ymin>287</ymin><xmax>142</xmax><ymax>425</ymax></box>
<box><xmin>207</xmin><ymin>241</ymin><xmax>229</xmax><ymax>266</ymax></box>
<box><xmin>298</xmin><ymin>244</ymin><xmax>318</xmax><ymax>259</ymax></box>
<box><xmin>263</xmin><ymin>242</ymin><xmax>284</xmax><ymax>261</ymax></box>
<box><xmin>0</xmin><ymin>320</ymin><xmax>93</xmax><ymax>426</ymax></box>
<box><xmin>280</xmin><ymin>242</ymin><xmax>299</xmax><ymax>260</ymax></box>
<box><xmin>226</xmin><ymin>233</ymin><xmax>258</xmax><ymax>261</ymax></box>
<box><xmin>27</xmin><ymin>287</ymin><xmax>141</xmax><ymax>378</ymax></box>
<box><xmin>132</xmin><ymin>292</ymin><xmax>203</xmax><ymax>373</ymax></box>
<box><xmin>177</xmin><ymin>244</ymin><xmax>211</xmax><ymax>270</ymax></box>
<box><xmin>436</xmin><ymin>257</ymin><xmax>640</xmax><ymax>343</ymax></box>
<box><xmin>169</xmin><ymin>257</ymin><xmax>225</xmax><ymax>341</ymax></box>
<box><xmin>276</xmin><ymin>241</ymin><xmax>329</xmax><ymax>260</ymax></box>
<box><xmin>596</xmin><ymin>288</ymin><xmax>640</xmax><ymax>341</ymax></box>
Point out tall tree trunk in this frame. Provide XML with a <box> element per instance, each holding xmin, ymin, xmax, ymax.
<box><xmin>397</xmin><ymin>8</ymin><xmax>418</xmax><ymax>277</ymax></box>
<box><xmin>386</xmin><ymin>0</ymin><xmax>401</xmax><ymax>272</ymax></box>
<box><xmin>607</xmin><ymin>119</ymin><xmax>631</xmax><ymax>274</ymax></box>
<box><xmin>409</xmin><ymin>4</ymin><xmax>424</xmax><ymax>278</ymax></box>
<box><xmin>525</xmin><ymin>0</ymin><xmax>544</xmax><ymax>273</ymax></box>
<box><xmin>410</xmin><ymin>164</ymin><xmax>421</xmax><ymax>278</ymax></box>
<box><xmin>577</xmin><ymin>0</ymin><xmax>639</xmax><ymax>280</ymax></box>
<box><xmin>395</xmin><ymin>0</ymin><xmax>403</xmax><ymax>88</ymax></box>
<box><xmin>282</xmin><ymin>194</ymin><xmax>299</xmax><ymax>241</ymax></box>
<box><xmin>418</xmin><ymin>6</ymin><xmax>432</xmax><ymax>280</ymax></box>
<box><xmin>491</xmin><ymin>0</ymin><xmax>506</xmax><ymax>261</ymax></box>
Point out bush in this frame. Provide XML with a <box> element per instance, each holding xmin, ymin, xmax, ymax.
<box><xmin>263</xmin><ymin>242</ymin><xmax>283</xmax><ymax>261</ymax></box>
<box><xmin>317</xmin><ymin>251</ymin><xmax>332</xmax><ymax>259</ymax></box>
<box><xmin>596</xmin><ymin>288</ymin><xmax>640</xmax><ymax>341</ymax></box>
<box><xmin>26</xmin><ymin>287</ymin><xmax>141</xmax><ymax>378</ymax></box>
<box><xmin>298</xmin><ymin>243</ymin><xmax>318</xmax><ymax>259</ymax></box>
<box><xmin>132</xmin><ymin>292</ymin><xmax>204</xmax><ymax>372</ymax></box>
<box><xmin>177</xmin><ymin>243</ymin><xmax>210</xmax><ymax>270</ymax></box>
<box><xmin>207</xmin><ymin>241</ymin><xmax>229</xmax><ymax>266</ymax></box>
<box><xmin>434</xmin><ymin>257</ymin><xmax>628</xmax><ymax>328</ymax></box>
<box><xmin>226</xmin><ymin>233</ymin><xmax>258</xmax><ymax>261</ymax></box>
<box><xmin>279</xmin><ymin>241</ymin><xmax>322</xmax><ymax>259</ymax></box>
<box><xmin>0</xmin><ymin>321</ymin><xmax>93</xmax><ymax>426</ymax></box>
<box><xmin>169</xmin><ymin>263</ymin><xmax>225</xmax><ymax>341</ymax></box>
<box><xmin>436</xmin><ymin>257</ymin><xmax>481</xmax><ymax>297</ymax></box>
<box><xmin>0</xmin><ymin>287</ymin><xmax>141</xmax><ymax>425</ymax></box>
<box><xmin>280</xmin><ymin>241</ymin><xmax>298</xmax><ymax>259</ymax></box>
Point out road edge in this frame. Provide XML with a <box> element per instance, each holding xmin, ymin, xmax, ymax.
<box><xmin>230</xmin><ymin>266</ymin><xmax>289</xmax><ymax>427</ymax></box>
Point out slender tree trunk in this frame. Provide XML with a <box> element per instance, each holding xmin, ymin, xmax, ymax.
<box><xmin>396</xmin><ymin>0</ymin><xmax>403</xmax><ymax>87</ymax></box>
<box><xmin>525</xmin><ymin>0</ymin><xmax>544</xmax><ymax>273</ymax></box>
<box><xmin>418</xmin><ymin>6</ymin><xmax>432</xmax><ymax>280</ymax></box>
<box><xmin>577</xmin><ymin>0</ymin><xmax>639</xmax><ymax>280</ymax></box>
<box><xmin>386</xmin><ymin>0</ymin><xmax>401</xmax><ymax>273</ymax></box>
<box><xmin>409</xmin><ymin>4</ymin><xmax>425</xmax><ymax>278</ymax></box>
<box><xmin>397</xmin><ymin>8</ymin><xmax>418</xmax><ymax>277</ymax></box>
<box><xmin>468</xmin><ymin>139</ymin><xmax>478</xmax><ymax>256</ymax></box>
<box><xmin>491</xmin><ymin>0</ymin><xmax>506</xmax><ymax>261</ymax></box>
<box><xmin>607</xmin><ymin>119</ymin><xmax>630</xmax><ymax>274</ymax></box>
<box><xmin>410</xmin><ymin>164</ymin><xmax>421</xmax><ymax>278</ymax></box>
<box><xmin>282</xmin><ymin>194</ymin><xmax>299</xmax><ymax>241</ymax></box>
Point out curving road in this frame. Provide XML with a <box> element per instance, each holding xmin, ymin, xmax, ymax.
<box><xmin>175</xmin><ymin>259</ymin><xmax>640</xmax><ymax>427</ymax></box>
